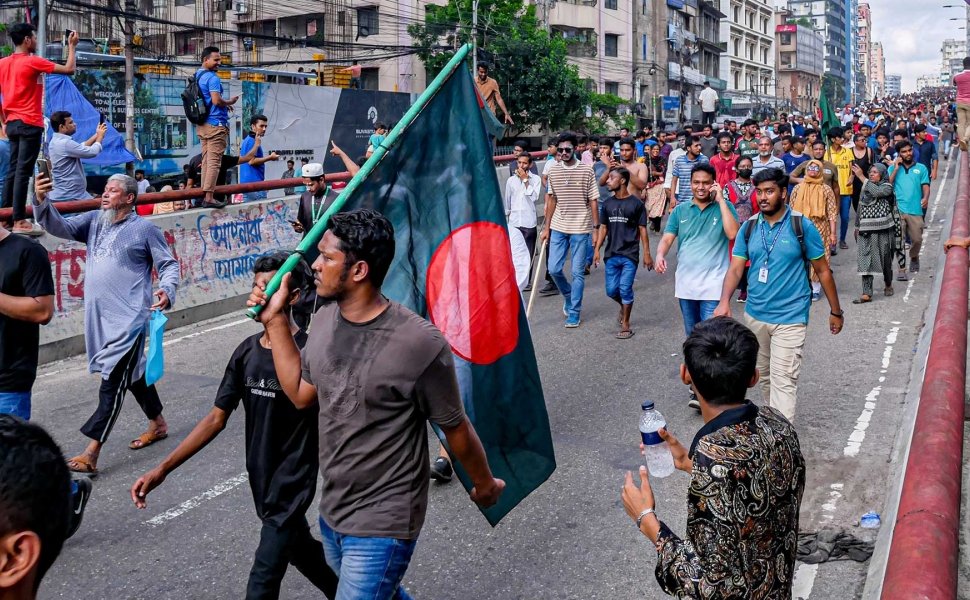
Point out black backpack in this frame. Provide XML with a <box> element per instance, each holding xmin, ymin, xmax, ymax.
<box><xmin>182</xmin><ymin>72</ymin><xmax>210</xmax><ymax>126</ymax></box>
<box><xmin>742</xmin><ymin>212</ymin><xmax>812</xmax><ymax>281</ymax></box>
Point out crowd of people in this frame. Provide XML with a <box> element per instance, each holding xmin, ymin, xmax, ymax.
<box><xmin>0</xmin><ymin>17</ymin><xmax>965</xmax><ymax>599</ymax></box>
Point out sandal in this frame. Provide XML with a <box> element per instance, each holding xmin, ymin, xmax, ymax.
<box><xmin>852</xmin><ymin>295</ymin><xmax>872</xmax><ymax>304</ymax></box>
<box><xmin>615</xmin><ymin>330</ymin><xmax>635</xmax><ymax>340</ymax></box>
<box><xmin>129</xmin><ymin>430</ymin><xmax>168</xmax><ymax>450</ymax></box>
<box><xmin>67</xmin><ymin>455</ymin><xmax>99</xmax><ymax>475</ymax></box>
<box><xmin>885</xmin><ymin>286</ymin><xmax>894</xmax><ymax>297</ymax></box>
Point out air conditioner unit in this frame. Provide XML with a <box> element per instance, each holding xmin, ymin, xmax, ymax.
<box><xmin>234</xmin><ymin>1</ymin><xmax>249</xmax><ymax>15</ymax></box>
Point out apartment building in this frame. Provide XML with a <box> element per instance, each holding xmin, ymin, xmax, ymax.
<box><xmin>718</xmin><ymin>0</ymin><xmax>775</xmax><ymax>111</ymax></box>
<box><xmin>631</xmin><ymin>0</ymin><xmax>669</xmax><ymax>126</ymax></box>
<box><xmin>774</xmin><ymin>10</ymin><xmax>823</xmax><ymax>115</ymax></box>
<box><xmin>786</xmin><ymin>0</ymin><xmax>851</xmax><ymax>104</ymax></box>
<box><xmin>665</xmin><ymin>0</ymin><xmax>726</xmax><ymax>123</ymax></box>
<box><xmin>884</xmin><ymin>73</ymin><xmax>901</xmax><ymax>96</ymax></box>
<box><xmin>870</xmin><ymin>40</ymin><xmax>884</xmax><ymax>99</ymax></box>
<box><xmin>941</xmin><ymin>39</ymin><xmax>966</xmax><ymax>87</ymax></box>
<box><xmin>548</xmin><ymin>0</ymin><xmax>635</xmax><ymax>98</ymax></box>
<box><xmin>856</xmin><ymin>2</ymin><xmax>868</xmax><ymax>102</ymax></box>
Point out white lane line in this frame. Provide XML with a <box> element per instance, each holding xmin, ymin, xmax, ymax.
<box><xmin>145</xmin><ymin>472</ymin><xmax>249</xmax><ymax>527</ymax></box>
<box><xmin>162</xmin><ymin>318</ymin><xmax>250</xmax><ymax>347</ymax></box>
<box><xmin>793</xmin><ymin>482</ymin><xmax>845</xmax><ymax>599</ymax></box>
<box><xmin>844</xmin><ymin>327</ymin><xmax>900</xmax><ymax>457</ymax></box>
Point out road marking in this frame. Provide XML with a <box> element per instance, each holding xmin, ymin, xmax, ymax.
<box><xmin>162</xmin><ymin>318</ymin><xmax>250</xmax><ymax>347</ymax></box>
<box><xmin>145</xmin><ymin>472</ymin><xmax>249</xmax><ymax>527</ymax></box>
<box><xmin>844</xmin><ymin>327</ymin><xmax>899</xmax><ymax>458</ymax></box>
<box><xmin>903</xmin><ymin>160</ymin><xmax>950</xmax><ymax>305</ymax></box>
<box><xmin>793</xmin><ymin>482</ymin><xmax>844</xmax><ymax>598</ymax></box>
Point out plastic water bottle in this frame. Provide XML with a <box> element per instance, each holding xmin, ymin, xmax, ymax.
<box><xmin>860</xmin><ymin>512</ymin><xmax>881</xmax><ymax>529</ymax></box>
<box><xmin>640</xmin><ymin>401</ymin><xmax>675</xmax><ymax>478</ymax></box>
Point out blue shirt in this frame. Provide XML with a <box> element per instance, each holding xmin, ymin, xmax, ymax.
<box><xmin>889</xmin><ymin>162</ymin><xmax>930</xmax><ymax>216</ymax></box>
<box><xmin>914</xmin><ymin>139</ymin><xmax>937</xmax><ymax>171</ymax></box>
<box><xmin>781</xmin><ymin>152</ymin><xmax>809</xmax><ymax>175</ymax></box>
<box><xmin>672</xmin><ymin>153</ymin><xmax>710</xmax><ymax>206</ymax></box>
<box><xmin>196</xmin><ymin>69</ymin><xmax>228</xmax><ymax>126</ymax></box>
<box><xmin>239</xmin><ymin>135</ymin><xmax>264</xmax><ymax>183</ymax></box>
<box><xmin>664</xmin><ymin>200</ymin><xmax>738</xmax><ymax>300</ymax></box>
<box><xmin>733</xmin><ymin>209</ymin><xmax>826</xmax><ymax>325</ymax></box>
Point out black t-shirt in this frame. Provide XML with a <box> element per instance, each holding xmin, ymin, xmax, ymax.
<box><xmin>598</xmin><ymin>195</ymin><xmax>647</xmax><ymax>263</ymax></box>
<box><xmin>0</xmin><ymin>235</ymin><xmax>54</xmax><ymax>392</ymax></box>
<box><xmin>214</xmin><ymin>332</ymin><xmax>318</xmax><ymax>526</ymax></box>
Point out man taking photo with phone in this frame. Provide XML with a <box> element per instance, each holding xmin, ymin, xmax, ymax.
<box><xmin>47</xmin><ymin>111</ymin><xmax>107</xmax><ymax>203</ymax></box>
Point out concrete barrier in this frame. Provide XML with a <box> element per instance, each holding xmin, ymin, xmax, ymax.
<box><xmin>39</xmin><ymin>196</ymin><xmax>302</xmax><ymax>363</ymax></box>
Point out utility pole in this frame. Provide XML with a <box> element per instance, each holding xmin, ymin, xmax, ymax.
<box><xmin>123</xmin><ymin>0</ymin><xmax>136</xmax><ymax>175</ymax></box>
<box><xmin>37</xmin><ymin>0</ymin><xmax>46</xmax><ymax>58</ymax></box>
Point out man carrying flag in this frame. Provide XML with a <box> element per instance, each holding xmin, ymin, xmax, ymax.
<box><xmin>248</xmin><ymin>209</ymin><xmax>504</xmax><ymax>600</ymax></box>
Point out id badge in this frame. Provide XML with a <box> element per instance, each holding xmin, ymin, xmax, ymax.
<box><xmin>758</xmin><ymin>266</ymin><xmax>769</xmax><ymax>284</ymax></box>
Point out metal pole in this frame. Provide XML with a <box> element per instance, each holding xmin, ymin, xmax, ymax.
<box><xmin>123</xmin><ymin>0</ymin><xmax>136</xmax><ymax>175</ymax></box>
<box><xmin>37</xmin><ymin>0</ymin><xmax>46</xmax><ymax>58</ymax></box>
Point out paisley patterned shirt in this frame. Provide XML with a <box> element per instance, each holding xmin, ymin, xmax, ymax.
<box><xmin>654</xmin><ymin>402</ymin><xmax>805</xmax><ymax>599</ymax></box>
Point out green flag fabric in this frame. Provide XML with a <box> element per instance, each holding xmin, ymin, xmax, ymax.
<box><xmin>819</xmin><ymin>88</ymin><xmax>840</xmax><ymax>144</ymax></box>
<box><xmin>322</xmin><ymin>62</ymin><xmax>555</xmax><ymax>525</ymax></box>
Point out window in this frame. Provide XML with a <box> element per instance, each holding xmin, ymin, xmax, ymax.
<box><xmin>733</xmin><ymin>37</ymin><xmax>740</xmax><ymax>55</ymax></box>
<box><xmin>605</xmin><ymin>34</ymin><xmax>618</xmax><ymax>57</ymax></box>
<box><xmin>734</xmin><ymin>71</ymin><xmax>740</xmax><ymax>89</ymax></box>
<box><xmin>606</xmin><ymin>0</ymin><xmax>617</xmax><ymax>9</ymax></box>
<box><xmin>357</xmin><ymin>6</ymin><xmax>379</xmax><ymax>36</ymax></box>
<box><xmin>175</xmin><ymin>0</ymin><xmax>194</xmax><ymax>6</ymax></box>
<box><xmin>338</xmin><ymin>11</ymin><xmax>345</xmax><ymax>27</ymax></box>
<box><xmin>605</xmin><ymin>81</ymin><xmax>619</xmax><ymax>95</ymax></box>
<box><xmin>174</xmin><ymin>29</ymin><xmax>202</xmax><ymax>55</ymax></box>
<box><xmin>584</xmin><ymin>78</ymin><xmax>597</xmax><ymax>92</ymax></box>
<box><xmin>733</xmin><ymin>5</ymin><xmax>740</xmax><ymax>22</ymax></box>
<box><xmin>254</xmin><ymin>19</ymin><xmax>276</xmax><ymax>47</ymax></box>
<box><xmin>780</xmin><ymin>32</ymin><xmax>791</xmax><ymax>46</ymax></box>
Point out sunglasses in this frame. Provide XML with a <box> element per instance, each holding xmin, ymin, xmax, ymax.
<box><xmin>556</xmin><ymin>147</ymin><xmax>574</xmax><ymax>154</ymax></box>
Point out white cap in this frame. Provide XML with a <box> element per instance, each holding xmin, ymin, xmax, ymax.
<box><xmin>302</xmin><ymin>162</ymin><xmax>324</xmax><ymax>178</ymax></box>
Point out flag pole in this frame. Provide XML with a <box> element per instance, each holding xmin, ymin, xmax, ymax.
<box><xmin>525</xmin><ymin>237</ymin><xmax>547</xmax><ymax>319</ymax></box>
<box><xmin>247</xmin><ymin>43</ymin><xmax>475</xmax><ymax>319</ymax></box>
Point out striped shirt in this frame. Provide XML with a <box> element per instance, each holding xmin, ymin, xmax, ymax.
<box><xmin>672</xmin><ymin>153</ymin><xmax>710</xmax><ymax>206</ymax></box>
<box><xmin>547</xmin><ymin>161</ymin><xmax>599</xmax><ymax>234</ymax></box>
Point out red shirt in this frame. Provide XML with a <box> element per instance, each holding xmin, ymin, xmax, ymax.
<box><xmin>710</xmin><ymin>152</ymin><xmax>738</xmax><ymax>187</ymax></box>
<box><xmin>0</xmin><ymin>53</ymin><xmax>55</xmax><ymax>127</ymax></box>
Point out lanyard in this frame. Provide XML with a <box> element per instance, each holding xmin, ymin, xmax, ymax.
<box><xmin>311</xmin><ymin>185</ymin><xmax>332</xmax><ymax>224</ymax></box>
<box><xmin>758</xmin><ymin>209</ymin><xmax>791</xmax><ymax>265</ymax></box>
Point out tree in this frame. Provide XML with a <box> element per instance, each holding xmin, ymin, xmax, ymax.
<box><xmin>409</xmin><ymin>0</ymin><xmax>589</xmax><ymax>136</ymax></box>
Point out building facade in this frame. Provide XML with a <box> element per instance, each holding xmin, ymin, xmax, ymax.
<box><xmin>665</xmin><ymin>0</ymin><xmax>726</xmax><ymax>124</ymax></box>
<box><xmin>718</xmin><ymin>0</ymin><xmax>775</xmax><ymax>114</ymax></box>
<box><xmin>632</xmin><ymin>0</ymin><xmax>670</xmax><ymax>127</ymax></box>
<box><xmin>856</xmin><ymin>2</ymin><xmax>869</xmax><ymax>102</ymax></box>
<box><xmin>941</xmin><ymin>39</ymin><xmax>967</xmax><ymax>87</ymax></box>
<box><xmin>870</xmin><ymin>40</ymin><xmax>885</xmax><ymax>99</ymax></box>
<box><xmin>786</xmin><ymin>0</ymin><xmax>851</xmax><ymax>104</ymax></box>
<box><xmin>774</xmin><ymin>10</ymin><xmax>823</xmax><ymax>115</ymax></box>
<box><xmin>548</xmin><ymin>0</ymin><xmax>635</xmax><ymax>98</ymax></box>
<box><xmin>916</xmin><ymin>74</ymin><xmax>939</xmax><ymax>92</ymax></box>
<box><xmin>884</xmin><ymin>73</ymin><xmax>901</xmax><ymax>96</ymax></box>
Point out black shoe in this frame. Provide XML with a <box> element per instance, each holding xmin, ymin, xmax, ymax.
<box><xmin>523</xmin><ymin>284</ymin><xmax>532</xmax><ymax>293</ymax></box>
<box><xmin>202</xmin><ymin>199</ymin><xmax>228</xmax><ymax>209</ymax></box>
<box><xmin>538</xmin><ymin>282</ymin><xmax>559</xmax><ymax>296</ymax></box>
<box><xmin>688</xmin><ymin>392</ymin><xmax>700</xmax><ymax>411</ymax></box>
<box><xmin>67</xmin><ymin>477</ymin><xmax>93</xmax><ymax>538</ymax></box>
<box><xmin>430</xmin><ymin>457</ymin><xmax>453</xmax><ymax>483</ymax></box>
<box><xmin>910</xmin><ymin>259</ymin><xmax>920</xmax><ymax>273</ymax></box>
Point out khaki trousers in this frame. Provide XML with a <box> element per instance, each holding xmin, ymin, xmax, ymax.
<box><xmin>900</xmin><ymin>213</ymin><xmax>924</xmax><ymax>262</ymax></box>
<box><xmin>745</xmin><ymin>314</ymin><xmax>807</xmax><ymax>422</ymax></box>
<box><xmin>196</xmin><ymin>123</ymin><xmax>229</xmax><ymax>193</ymax></box>
<box><xmin>957</xmin><ymin>103</ymin><xmax>970</xmax><ymax>146</ymax></box>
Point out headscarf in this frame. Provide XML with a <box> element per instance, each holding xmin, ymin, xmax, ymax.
<box><xmin>790</xmin><ymin>160</ymin><xmax>827</xmax><ymax>219</ymax></box>
<box><xmin>860</xmin><ymin>163</ymin><xmax>893</xmax><ymax>204</ymax></box>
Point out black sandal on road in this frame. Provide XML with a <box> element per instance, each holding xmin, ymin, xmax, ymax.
<box><xmin>616</xmin><ymin>330</ymin><xmax>635</xmax><ymax>340</ymax></box>
<box><xmin>852</xmin><ymin>295</ymin><xmax>872</xmax><ymax>304</ymax></box>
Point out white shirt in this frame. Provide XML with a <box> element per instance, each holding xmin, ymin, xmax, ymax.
<box><xmin>699</xmin><ymin>87</ymin><xmax>718</xmax><ymax>112</ymax></box>
<box><xmin>505</xmin><ymin>172</ymin><xmax>541</xmax><ymax>229</ymax></box>
<box><xmin>508</xmin><ymin>226</ymin><xmax>531</xmax><ymax>291</ymax></box>
<box><xmin>664</xmin><ymin>148</ymin><xmax>686</xmax><ymax>190</ymax></box>
<box><xmin>136</xmin><ymin>179</ymin><xmax>151</xmax><ymax>195</ymax></box>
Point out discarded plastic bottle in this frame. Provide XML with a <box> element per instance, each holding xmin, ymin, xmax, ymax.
<box><xmin>639</xmin><ymin>401</ymin><xmax>674</xmax><ymax>478</ymax></box>
<box><xmin>860</xmin><ymin>512</ymin><xmax>881</xmax><ymax>529</ymax></box>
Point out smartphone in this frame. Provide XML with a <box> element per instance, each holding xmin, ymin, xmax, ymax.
<box><xmin>99</xmin><ymin>112</ymin><xmax>105</xmax><ymax>125</ymax></box>
<box><xmin>64</xmin><ymin>29</ymin><xmax>75</xmax><ymax>40</ymax></box>
<box><xmin>36</xmin><ymin>158</ymin><xmax>53</xmax><ymax>184</ymax></box>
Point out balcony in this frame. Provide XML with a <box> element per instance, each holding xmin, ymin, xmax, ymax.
<box><xmin>549</xmin><ymin>1</ymin><xmax>599</xmax><ymax>33</ymax></box>
<box><xmin>553</xmin><ymin>26</ymin><xmax>598</xmax><ymax>58</ymax></box>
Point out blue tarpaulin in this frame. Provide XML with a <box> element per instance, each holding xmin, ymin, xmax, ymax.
<box><xmin>44</xmin><ymin>74</ymin><xmax>136</xmax><ymax>165</ymax></box>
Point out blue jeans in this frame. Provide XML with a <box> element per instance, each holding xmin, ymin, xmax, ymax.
<box><xmin>678</xmin><ymin>299</ymin><xmax>718</xmax><ymax>337</ymax></box>
<box><xmin>944</xmin><ymin>138</ymin><xmax>952</xmax><ymax>157</ymax></box>
<box><xmin>0</xmin><ymin>391</ymin><xmax>30</xmax><ymax>420</ymax></box>
<box><xmin>243</xmin><ymin>190</ymin><xmax>267</xmax><ymax>202</ymax></box>
<box><xmin>839</xmin><ymin>195</ymin><xmax>852</xmax><ymax>243</ymax></box>
<box><xmin>318</xmin><ymin>517</ymin><xmax>417</xmax><ymax>600</ymax></box>
<box><xmin>548</xmin><ymin>231</ymin><xmax>590</xmax><ymax>319</ymax></box>
<box><xmin>605</xmin><ymin>256</ymin><xmax>637</xmax><ymax>304</ymax></box>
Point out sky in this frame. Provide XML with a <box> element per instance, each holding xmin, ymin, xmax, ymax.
<box><xmin>772</xmin><ymin>0</ymin><xmax>966</xmax><ymax>93</ymax></box>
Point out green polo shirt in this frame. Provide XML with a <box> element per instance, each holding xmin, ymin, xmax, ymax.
<box><xmin>664</xmin><ymin>200</ymin><xmax>739</xmax><ymax>300</ymax></box>
<box><xmin>889</xmin><ymin>162</ymin><xmax>930</xmax><ymax>216</ymax></box>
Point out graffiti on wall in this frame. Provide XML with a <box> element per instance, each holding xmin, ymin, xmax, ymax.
<box><xmin>46</xmin><ymin>200</ymin><xmax>302</xmax><ymax>318</ymax></box>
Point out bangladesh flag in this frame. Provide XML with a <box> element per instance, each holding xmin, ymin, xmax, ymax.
<box><xmin>818</xmin><ymin>87</ymin><xmax>841</xmax><ymax>145</ymax></box>
<box><xmin>297</xmin><ymin>49</ymin><xmax>555</xmax><ymax>525</ymax></box>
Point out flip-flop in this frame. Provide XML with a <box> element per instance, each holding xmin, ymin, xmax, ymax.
<box><xmin>67</xmin><ymin>455</ymin><xmax>99</xmax><ymax>475</ymax></box>
<box><xmin>129</xmin><ymin>430</ymin><xmax>168</xmax><ymax>450</ymax></box>
<box><xmin>852</xmin><ymin>295</ymin><xmax>872</xmax><ymax>304</ymax></box>
<box><xmin>616</xmin><ymin>330</ymin><xmax>635</xmax><ymax>340</ymax></box>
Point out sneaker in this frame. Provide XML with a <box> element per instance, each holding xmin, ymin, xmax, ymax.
<box><xmin>688</xmin><ymin>392</ymin><xmax>700</xmax><ymax>410</ymax></box>
<box><xmin>538</xmin><ymin>282</ymin><xmax>559</xmax><ymax>297</ymax></box>
<box><xmin>565</xmin><ymin>315</ymin><xmax>581</xmax><ymax>328</ymax></box>
<box><xmin>839</xmin><ymin>240</ymin><xmax>849</xmax><ymax>250</ymax></box>
<box><xmin>67</xmin><ymin>477</ymin><xmax>93</xmax><ymax>538</ymax></box>
<box><xmin>830</xmin><ymin>244</ymin><xmax>838</xmax><ymax>256</ymax></box>
<box><xmin>523</xmin><ymin>283</ymin><xmax>532</xmax><ymax>293</ymax></box>
<box><xmin>736</xmin><ymin>291</ymin><xmax>747</xmax><ymax>303</ymax></box>
<box><xmin>430</xmin><ymin>457</ymin><xmax>453</xmax><ymax>483</ymax></box>
<box><xmin>811</xmin><ymin>291</ymin><xmax>821</xmax><ymax>302</ymax></box>
<box><xmin>910</xmin><ymin>259</ymin><xmax>920</xmax><ymax>273</ymax></box>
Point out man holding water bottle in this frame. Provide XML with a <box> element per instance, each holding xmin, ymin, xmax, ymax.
<box><xmin>621</xmin><ymin>317</ymin><xmax>806</xmax><ymax>598</ymax></box>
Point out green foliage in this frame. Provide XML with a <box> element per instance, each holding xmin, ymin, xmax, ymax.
<box><xmin>821</xmin><ymin>74</ymin><xmax>845</xmax><ymax>108</ymax></box>
<box><xmin>409</xmin><ymin>0</ymin><xmax>590</xmax><ymax>135</ymax></box>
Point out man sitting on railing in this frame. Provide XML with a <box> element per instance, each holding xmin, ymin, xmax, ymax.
<box><xmin>47</xmin><ymin>111</ymin><xmax>106</xmax><ymax>203</ymax></box>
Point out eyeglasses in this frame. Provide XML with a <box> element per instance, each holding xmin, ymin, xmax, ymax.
<box><xmin>556</xmin><ymin>147</ymin><xmax>574</xmax><ymax>154</ymax></box>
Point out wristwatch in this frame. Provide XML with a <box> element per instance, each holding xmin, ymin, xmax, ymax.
<box><xmin>636</xmin><ymin>507</ymin><xmax>655</xmax><ymax>529</ymax></box>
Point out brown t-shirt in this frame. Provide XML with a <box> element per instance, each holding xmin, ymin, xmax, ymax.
<box><xmin>301</xmin><ymin>301</ymin><xmax>465</xmax><ymax>539</ymax></box>
<box><xmin>476</xmin><ymin>76</ymin><xmax>500</xmax><ymax>112</ymax></box>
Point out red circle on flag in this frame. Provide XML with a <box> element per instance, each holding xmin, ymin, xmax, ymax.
<box><xmin>426</xmin><ymin>222</ymin><xmax>520</xmax><ymax>365</ymax></box>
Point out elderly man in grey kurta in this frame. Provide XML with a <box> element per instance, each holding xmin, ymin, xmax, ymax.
<box><xmin>33</xmin><ymin>173</ymin><xmax>179</xmax><ymax>474</ymax></box>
